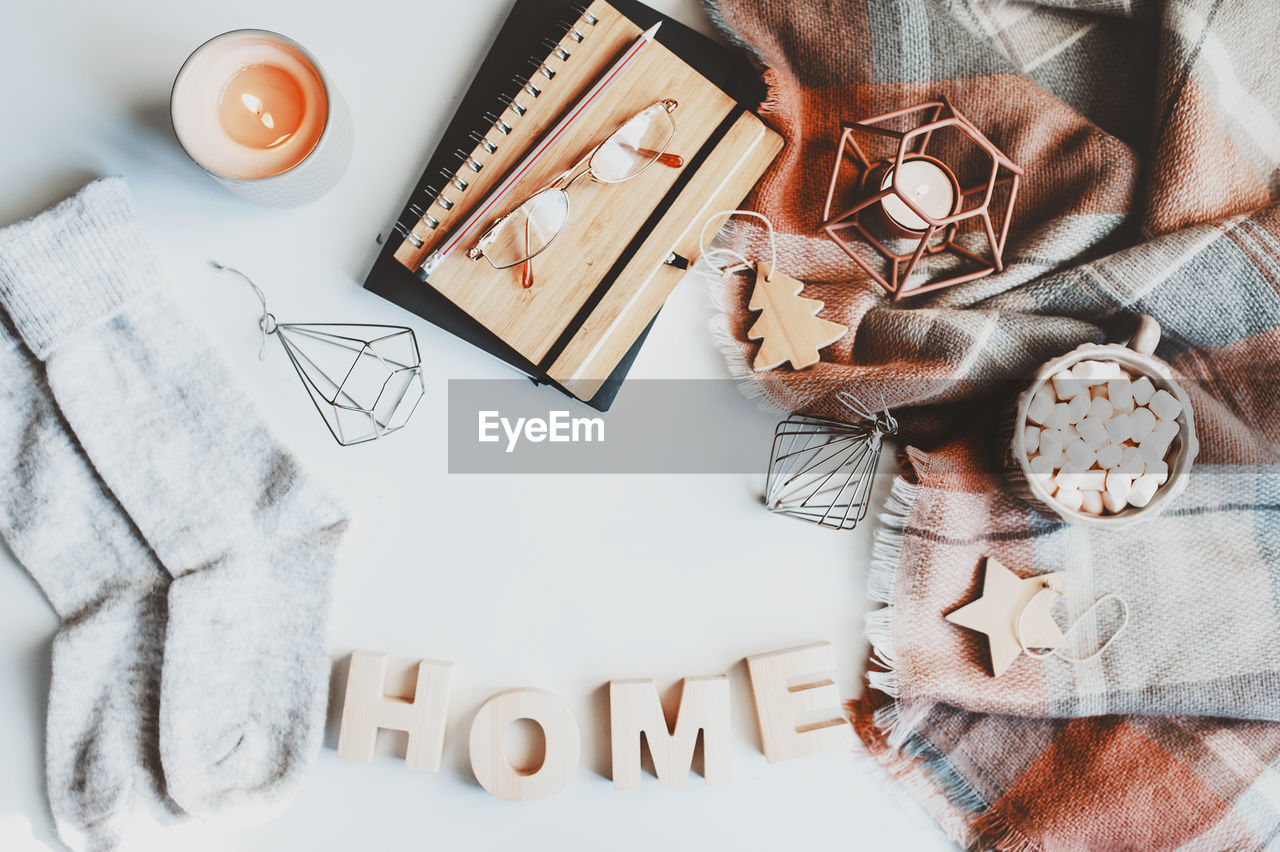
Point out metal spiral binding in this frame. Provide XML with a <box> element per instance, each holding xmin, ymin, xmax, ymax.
<box><xmin>517</xmin><ymin>76</ymin><xmax>543</xmax><ymax>98</ymax></box>
<box><xmin>484</xmin><ymin>111</ymin><xmax>513</xmax><ymax>135</ymax></box>
<box><xmin>394</xmin><ymin>4</ymin><xmax>599</xmax><ymax>253</ymax></box>
<box><xmin>470</xmin><ymin>131</ymin><xmax>498</xmax><ymax>154</ymax></box>
<box><xmin>529</xmin><ymin>58</ymin><xmax>556</xmax><ymax>80</ymax></box>
<box><xmin>542</xmin><ymin>38</ymin><xmax>571</xmax><ymax>61</ymax></box>
<box><xmin>570</xmin><ymin>4</ymin><xmax>599</xmax><ymax>25</ymax></box>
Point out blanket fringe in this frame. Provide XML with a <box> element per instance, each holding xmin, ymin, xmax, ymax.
<box><xmin>705</xmin><ymin>271</ymin><xmax>768</xmax><ymax>405</ymax></box>
<box><xmin>864</xmin><ymin>477</ymin><xmax>919</xmax><ymax>744</ymax></box>
<box><xmin>698</xmin><ymin>245</ymin><xmax>790</xmax><ymax>412</ymax></box>
<box><xmin>862</xmin><ymin>477</ymin><xmax>1040</xmax><ymax>852</ymax></box>
<box><xmin>846</xmin><ymin>709</ymin><xmax>979</xmax><ymax>851</ymax></box>
<box><xmin>972</xmin><ymin>810</ymin><xmax>1042</xmax><ymax>852</ymax></box>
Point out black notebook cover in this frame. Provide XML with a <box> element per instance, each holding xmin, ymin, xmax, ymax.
<box><xmin>363</xmin><ymin>0</ymin><xmax>764</xmax><ymax>410</ymax></box>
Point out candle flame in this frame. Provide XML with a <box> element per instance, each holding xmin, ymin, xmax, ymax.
<box><xmin>240</xmin><ymin>92</ymin><xmax>278</xmax><ymax>135</ymax></box>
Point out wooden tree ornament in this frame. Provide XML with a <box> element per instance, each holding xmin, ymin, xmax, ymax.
<box><xmin>747</xmin><ymin>263</ymin><xmax>848</xmax><ymax>370</ymax></box>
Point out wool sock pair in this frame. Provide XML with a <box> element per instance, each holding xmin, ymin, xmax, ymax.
<box><xmin>0</xmin><ymin>178</ymin><xmax>348</xmax><ymax>851</ymax></box>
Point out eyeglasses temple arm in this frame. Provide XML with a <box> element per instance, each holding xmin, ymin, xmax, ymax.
<box><xmin>619</xmin><ymin>144</ymin><xmax>683</xmax><ymax>167</ymax></box>
<box><xmin>522</xmin><ymin>217</ymin><xmax>534</xmax><ymax>289</ymax></box>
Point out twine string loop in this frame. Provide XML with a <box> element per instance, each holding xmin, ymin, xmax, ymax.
<box><xmin>212</xmin><ymin>261</ymin><xmax>278</xmax><ymax>360</ymax></box>
<box><xmin>697</xmin><ymin>209</ymin><xmax>778</xmax><ymax>280</ymax></box>
<box><xmin>1015</xmin><ymin>582</ymin><xmax>1129</xmax><ymax>665</ymax></box>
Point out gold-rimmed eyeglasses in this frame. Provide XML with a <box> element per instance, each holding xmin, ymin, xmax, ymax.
<box><xmin>466</xmin><ymin>99</ymin><xmax>683</xmax><ymax>288</ymax></box>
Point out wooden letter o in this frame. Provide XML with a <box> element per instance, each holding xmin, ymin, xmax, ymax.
<box><xmin>469</xmin><ymin>688</ymin><xmax>581</xmax><ymax>800</ymax></box>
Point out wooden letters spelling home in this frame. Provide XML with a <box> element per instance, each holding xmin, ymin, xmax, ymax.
<box><xmin>336</xmin><ymin>641</ymin><xmax>851</xmax><ymax>799</ymax></box>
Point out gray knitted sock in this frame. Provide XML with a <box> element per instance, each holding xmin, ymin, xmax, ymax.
<box><xmin>0</xmin><ymin>179</ymin><xmax>349</xmax><ymax>823</ymax></box>
<box><xmin>0</xmin><ymin>311</ymin><xmax>178</xmax><ymax>851</ymax></box>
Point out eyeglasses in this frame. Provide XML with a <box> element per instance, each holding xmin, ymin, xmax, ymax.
<box><xmin>467</xmin><ymin>99</ymin><xmax>683</xmax><ymax>288</ymax></box>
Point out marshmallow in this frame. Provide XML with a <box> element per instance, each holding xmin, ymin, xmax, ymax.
<box><xmin>1054</xmin><ymin>485</ymin><xmax>1084</xmax><ymax>512</ymax></box>
<box><xmin>1119</xmin><ymin>446</ymin><xmax>1146</xmax><ymax>476</ymax></box>
<box><xmin>1078</xmin><ymin>469</ymin><xmax>1107</xmax><ymax>492</ymax></box>
<box><xmin>1105</xmin><ymin>412</ymin><xmax>1133</xmax><ymax>444</ymax></box>
<box><xmin>1140</xmin><ymin>420</ymin><xmax>1178</xmax><ymax>463</ymax></box>
<box><xmin>1088</xmin><ymin>397</ymin><xmax>1115</xmax><ymax>422</ymax></box>
<box><xmin>1107</xmin><ymin>378</ymin><xmax>1134</xmax><ymax>413</ymax></box>
<box><xmin>1102</xmin><ymin>488</ymin><xmax>1128</xmax><ymax>513</ymax></box>
<box><xmin>1054</xmin><ymin>465</ymin><xmax>1086</xmax><ymax>492</ymax></box>
<box><xmin>1066</xmin><ymin>392</ymin><xmax>1091</xmax><ymax>424</ymax></box>
<box><xmin>1129</xmin><ymin>406</ymin><xmax>1157</xmax><ymax>443</ymax></box>
<box><xmin>1038</xmin><ymin>430</ymin><xmax>1065</xmax><ymax>468</ymax></box>
<box><xmin>1051</xmin><ymin>370</ymin><xmax>1084</xmax><ymax>400</ymax></box>
<box><xmin>1076</xmin><ymin>416</ymin><xmax>1110</xmax><ymax>450</ymax></box>
<box><xmin>1027</xmin><ymin>387</ymin><xmax>1054</xmax><ymax>425</ymax></box>
<box><xmin>1127</xmin><ymin>473</ymin><xmax>1161</xmax><ymax>508</ymax></box>
<box><xmin>1131</xmin><ymin>375</ymin><xmax>1156</xmax><ymax>406</ymax></box>
<box><xmin>1023</xmin><ymin>425</ymin><xmax>1040</xmax><ymax>455</ymax></box>
<box><xmin>1149</xmin><ymin>388</ymin><xmax>1183</xmax><ymax>422</ymax></box>
<box><xmin>1105</xmin><ymin>470</ymin><xmax>1133</xmax><ymax>500</ymax></box>
<box><xmin>1029</xmin><ymin>454</ymin><xmax>1055</xmax><ymax>475</ymax></box>
<box><xmin>1145</xmin><ymin>458</ymin><xmax>1169</xmax><ymax>485</ymax></box>
<box><xmin>1045</xmin><ymin>403</ymin><xmax>1073</xmax><ymax>430</ymax></box>
<box><xmin>1090</xmin><ymin>384</ymin><xmax>1110</xmax><ymax>401</ymax></box>
<box><xmin>1081</xmin><ymin>490</ymin><xmax>1105</xmax><ymax>515</ymax></box>
<box><xmin>1072</xmin><ymin>360</ymin><xmax>1109</xmax><ymax>383</ymax></box>
<box><xmin>1096</xmin><ymin>443</ymin><xmax>1123</xmax><ymax>469</ymax></box>
<box><xmin>1028</xmin><ymin>455</ymin><xmax>1056</xmax><ymax>490</ymax></box>
<box><xmin>1098</xmin><ymin>361</ymin><xmax>1125</xmax><ymax>380</ymax></box>
<box><xmin>1065</xmin><ymin>439</ymin><xmax>1098</xmax><ymax>470</ymax></box>
<box><xmin>1151</xmin><ymin>418</ymin><xmax>1179</xmax><ymax>444</ymax></box>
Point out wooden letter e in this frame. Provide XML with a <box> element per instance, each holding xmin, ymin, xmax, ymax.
<box><xmin>746</xmin><ymin>642</ymin><xmax>852</xmax><ymax>762</ymax></box>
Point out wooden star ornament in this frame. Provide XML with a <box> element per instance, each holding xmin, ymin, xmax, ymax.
<box><xmin>945</xmin><ymin>557</ymin><xmax>1067</xmax><ymax>677</ymax></box>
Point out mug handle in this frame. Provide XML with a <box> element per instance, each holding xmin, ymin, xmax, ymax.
<box><xmin>1125</xmin><ymin>314</ymin><xmax>1161</xmax><ymax>356</ymax></box>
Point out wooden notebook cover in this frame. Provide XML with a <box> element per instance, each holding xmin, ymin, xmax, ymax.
<box><xmin>366</xmin><ymin>0</ymin><xmax>779</xmax><ymax>408</ymax></box>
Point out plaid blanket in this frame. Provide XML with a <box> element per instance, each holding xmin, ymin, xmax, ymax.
<box><xmin>703</xmin><ymin>0</ymin><xmax>1280</xmax><ymax>848</ymax></box>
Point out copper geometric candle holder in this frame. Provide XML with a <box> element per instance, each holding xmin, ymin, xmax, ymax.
<box><xmin>821</xmin><ymin>96</ymin><xmax>1023</xmax><ymax>301</ymax></box>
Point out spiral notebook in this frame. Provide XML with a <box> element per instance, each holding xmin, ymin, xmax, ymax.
<box><xmin>363</xmin><ymin>0</ymin><xmax>781</xmax><ymax>409</ymax></box>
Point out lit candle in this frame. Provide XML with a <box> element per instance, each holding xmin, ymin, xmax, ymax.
<box><xmin>218</xmin><ymin>64</ymin><xmax>310</xmax><ymax>154</ymax></box>
<box><xmin>171</xmin><ymin>30</ymin><xmax>352</xmax><ymax>206</ymax></box>
<box><xmin>878</xmin><ymin>156</ymin><xmax>959</xmax><ymax>232</ymax></box>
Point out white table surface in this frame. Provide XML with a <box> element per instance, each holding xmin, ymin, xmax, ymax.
<box><xmin>0</xmin><ymin>1</ymin><xmax>953</xmax><ymax>849</ymax></box>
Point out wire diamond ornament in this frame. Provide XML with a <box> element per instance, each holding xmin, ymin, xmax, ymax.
<box><xmin>215</xmin><ymin>263</ymin><xmax>425</xmax><ymax>446</ymax></box>
<box><xmin>274</xmin><ymin>322</ymin><xmax>425</xmax><ymax>446</ymax></box>
<box><xmin>765</xmin><ymin>393</ymin><xmax>898</xmax><ymax>530</ymax></box>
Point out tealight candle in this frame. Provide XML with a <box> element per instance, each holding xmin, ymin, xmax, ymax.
<box><xmin>171</xmin><ymin>30</ymin><xmax>352</xmax><ymax>206</ymax></box>
<box><xmin>878</xmin><ymin>155</ymin><xmax>959</xmax><ymax>232</ymax></box>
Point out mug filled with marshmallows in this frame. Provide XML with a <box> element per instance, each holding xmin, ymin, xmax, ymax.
<box><xmin>1004</xmin><ymin>315</ymin><xmax>1198</xmax><ymax>528</ymax></box>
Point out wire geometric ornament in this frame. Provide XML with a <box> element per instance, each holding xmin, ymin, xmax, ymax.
<box><xmin>820</xmin><ymin>96</ymin><xmax>1024</xmax><ymax>301</ymax></box>
<box><xmin>215</xmin><ymin>263</ymin><xmax>425</xmax><ymax>446</ymax></box>
<box><xmin>765</xmin><ymin>393</ymin><xmax>898</xmax><ymax>530</ymax></box>
<box><xmin>275</xmin><ymin>322</ymin><xmax>425</xmax><ymax>446</ymax></box>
